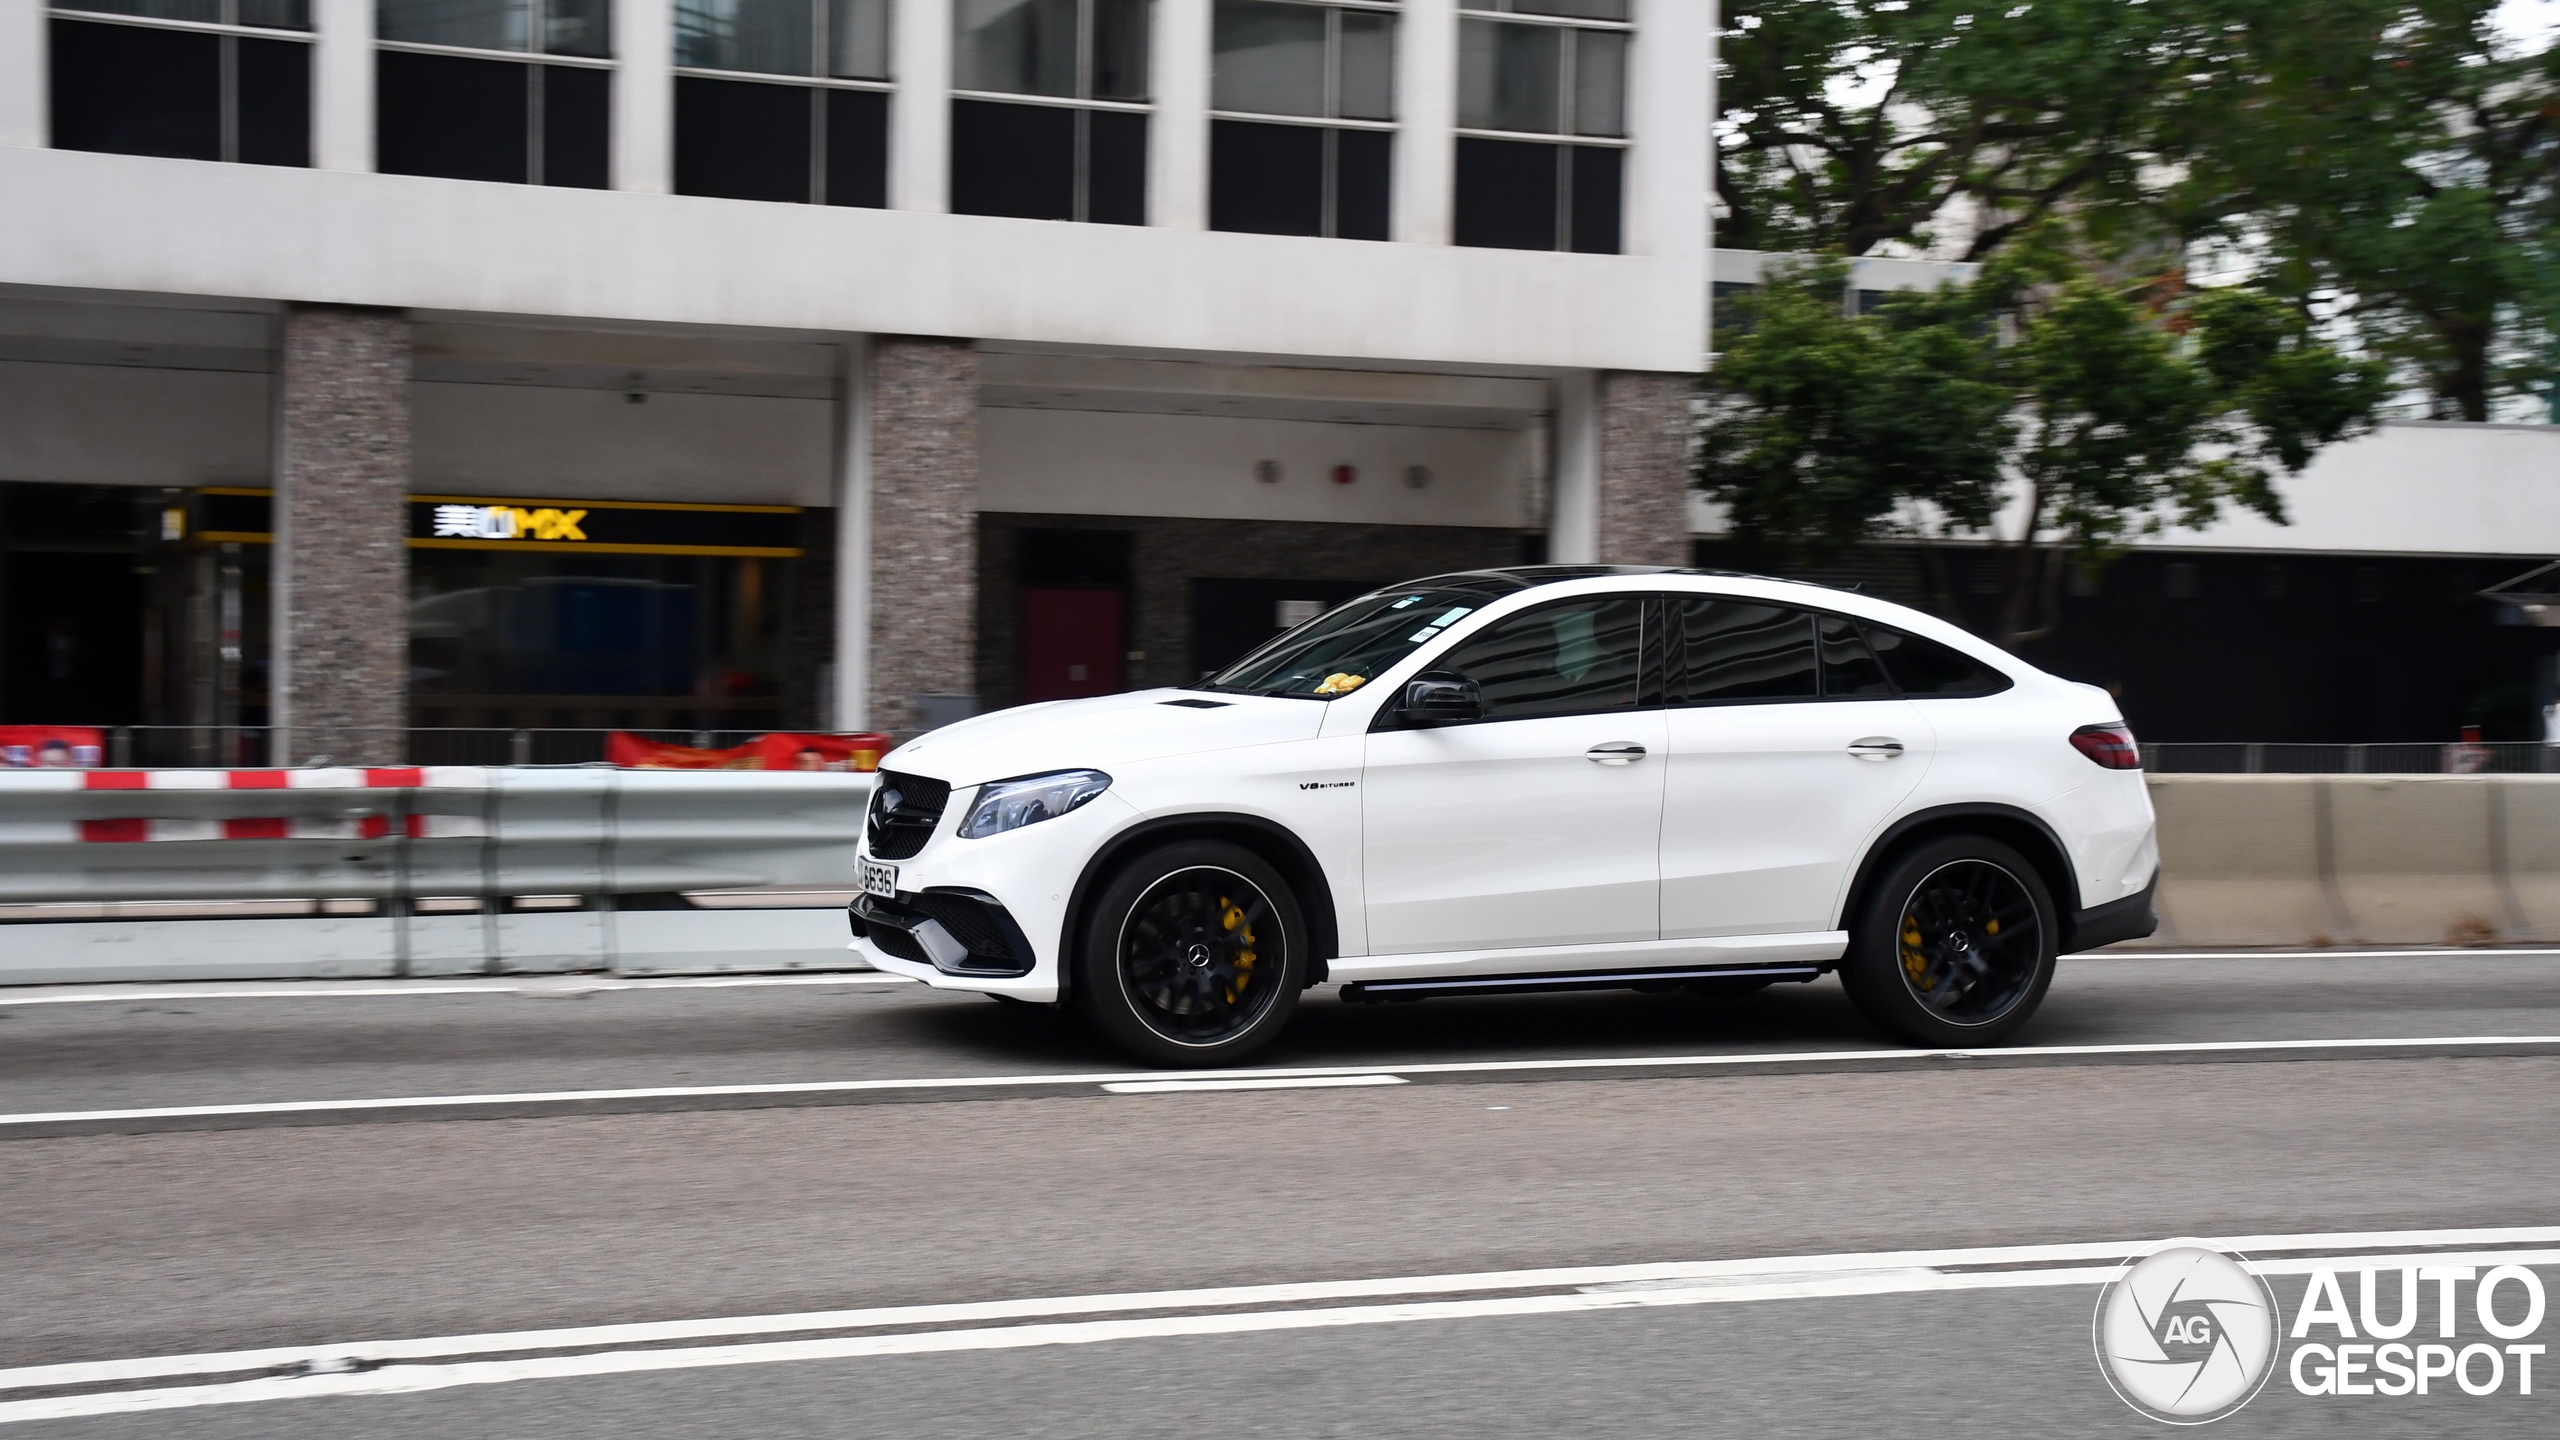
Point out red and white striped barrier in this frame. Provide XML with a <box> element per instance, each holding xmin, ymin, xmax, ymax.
<box><xmin>21</xmin><ymin>768</ymin><xmax>490</xmax><ymax>843</ymax></box>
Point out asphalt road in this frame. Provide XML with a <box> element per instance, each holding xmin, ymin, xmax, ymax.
<box><xmin>4</xmin><ymin>949</ymin><xmax>2558</xmax><ymax>1436</ymax></box>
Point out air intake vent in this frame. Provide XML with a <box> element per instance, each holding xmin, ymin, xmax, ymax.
<box><xmin>1160</xmin><ymin>698</ymin><xmax>1230</xmax><ymax>709</ymax></box>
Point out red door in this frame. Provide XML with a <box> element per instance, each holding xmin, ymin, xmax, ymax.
<box><xmin>1021</xmin><ymin>588</ymin><xmax>1125</xmax><ymax>701</ymax></box>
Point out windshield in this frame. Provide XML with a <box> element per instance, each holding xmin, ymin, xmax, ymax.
<box><xmin>1198</xmin><ymin>588</ymin><xmax>1483</xmax><ymax>699</ymax></box>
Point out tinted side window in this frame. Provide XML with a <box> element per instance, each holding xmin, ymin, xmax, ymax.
<box><xmin>1864</xmin><ymin>624</ymin><xmax>2014</xmax><ymax>697</ymax></box>
<box><xmin>1440</xmin><ymin>596</ymin><xmax>1645</xmax><ymax>720</ymax></box>
<box><xmin>1817</xmin><ymin>614</ymin><xmax>1894</xmax><ymax>698</ymax></box>
<box><xmin>1677</xmin><ymin>600</ymin><xmax>1815</xmax><ymax>704</ymax></box>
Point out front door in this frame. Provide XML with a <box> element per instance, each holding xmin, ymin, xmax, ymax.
<box><xmin>1021</xmin><ymin>588</ymin><xmax>1124</xmax><ymax>701</ymax></box>
<box><xmin>1362</xmin><ymin>594</ymin><xmax>1665</xmax><ymax>956</ymax></box>
<box><xmin>1659</xmin><ymin>601</ymin><xmax>1934</xmax><ymax>938</ymax></box>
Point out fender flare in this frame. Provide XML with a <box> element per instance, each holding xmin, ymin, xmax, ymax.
<box><xmin>1838</xmin><ymin>802</ymin><xmax>2086</xmax><ymax>946</ymax></box>
<box><xmin>1058</xmin><ymin>812</ymin><xmax>1343</xmax><ymax>1005</ymax></box>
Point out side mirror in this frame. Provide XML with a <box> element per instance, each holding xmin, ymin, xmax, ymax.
<box><xmin>1398</xmin><ymin>671</ymin><xmax>1482</xmax><ymax>727</ymax></box>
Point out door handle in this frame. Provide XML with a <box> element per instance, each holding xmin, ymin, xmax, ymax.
<box><xmin>1847</xmin><ymin>737</ymin><xmax>1905</xmax><ymax>761</ymax></box>
<box><xmin>1586</xmin><ymin>742</ymin><xmax>1648</xmax><ymax>765</ymax></box>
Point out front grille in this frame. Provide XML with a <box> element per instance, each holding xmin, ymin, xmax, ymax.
<box><xmin>864</xmin><ymin>917</ymin><xmax>930</xmax><ymax>965</ymax></box>
<box><xmin>865</xmin><ymin>770</ymin><xmax>950</xmax><ymax>860</ymax></box>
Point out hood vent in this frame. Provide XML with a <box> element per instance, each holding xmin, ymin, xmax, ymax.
<box><xmin>1159</xmin><ymin>698</ymin><xmax>1231</xmax><ymax>709</ymax></box>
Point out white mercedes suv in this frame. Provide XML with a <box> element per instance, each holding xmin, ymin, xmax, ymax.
<box><xmin>849</xmin><ymin>566</ymin><xmax>2157</xmax><ymax>1065</ymax></box>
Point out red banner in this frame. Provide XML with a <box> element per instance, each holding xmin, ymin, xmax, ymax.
<box><xmin>605</xmin><ymin>731</ymin><xmax>891</xmax><ymax>772</ymax></box>
<box><xmin>0</xmin><ymin>726</ymin><xmax>106</xmax><ymax>768</ymax></box>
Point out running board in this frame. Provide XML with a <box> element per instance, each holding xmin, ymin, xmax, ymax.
<box><xmin>1337</xmin><ymin>963</ymin><xmax>1824</xmax><ymax>1004</ymax></box>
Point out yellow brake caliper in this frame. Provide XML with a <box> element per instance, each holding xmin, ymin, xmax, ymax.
<box><xmin>1901</xmin><ymin>912</ymin><xmax>1932</xmax><ymax>990</ymax></box>
<box><xmin>1222</xmin><ymin>897</ymin><xmax>1256</xmax><ymax>1003</ymax></box>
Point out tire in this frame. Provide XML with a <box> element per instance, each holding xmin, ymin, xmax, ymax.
<box><xmin>1838</xmin><ymin>835</ymin><xmax>2059</xmax><ymax>1047</ymax></box>
<box><xmin>1073</xmin><ymin>840</ymin><xmax>1308</xmax><ymax>1067</ymax></box>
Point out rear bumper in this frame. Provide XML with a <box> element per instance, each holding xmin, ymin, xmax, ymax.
<box><xmin>2063</xmin><ymin>870</ymin><xmax>2158</xmax><ymax>953</ymax></box>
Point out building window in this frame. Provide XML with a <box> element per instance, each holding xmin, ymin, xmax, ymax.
<box><xmin>951</xmin><ymin>0</ymin><xmax>1150</xmax><ymax>224</ymax></box>
<box><xmin>48</xmin><ymin>1</ymin><xmax>312</xmax><ymax>167</ymax></box>
<box><xmin>1208</xmin><ymin>0</ymin><xmax>1392</xmax><ymax>240</ymax></box>
<box><xmin>673</xmin><ymin>0</ymin><xmax>890</xmax><ymax>205</ymax></box>
<box><xmin>376</xmin><ymin>0</ymin><xmax>612</xmax><ymax>187</ymax></box>
<box><xmin>1454</xmin><ymin>0</ymin><xmax>1627</xmax><ymax>253</ymax></box>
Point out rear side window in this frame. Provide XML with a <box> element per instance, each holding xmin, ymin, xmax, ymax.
<box><xmin>1817</xmin><ymin>614</ymin><xmax>1895</xmax><ymax>697</ymax></box>
<box><xmin>1675</xmin><ymin>600</ymin><xmax>1816</xmax><ymax>704</ymax></box>
<box><xmin>1863</xmin><ymin>623</ymin><xmax>2014</xmax><ymax>697</ymax></box>
<box><xmin>1438</xmin><ymin>596</ymin><xmax>1647</xmax><ymax>720</ymax></box>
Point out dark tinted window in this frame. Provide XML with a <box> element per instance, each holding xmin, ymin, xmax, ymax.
<box><xmin>1335</xmin><ymin>127</ymin><xmax>1391</xmax><ymax>240</ymax></box>
<box><xmin>50</xmin><ymin>20</ymin><xmax>221</xmax><ymax>161</ymax></box>
<box><xmin>1566</xmin><ymin>143</ymin><xmax>1619</xmax><ymax>252</ymax></box>
<box><xmin>542</xmin><ymin>64</ymin><xmax>610</xmax><ymax>188</ymax></box>
<box><xmin>823</xmin><ymin>88</ymin><xmax>888</xmax><ymax>207</ymax></box>
<box><xmin>1677</xmin><ymin>600</ymin><xmax>1815</xmax><ymax>704</ymax></box>
<box><xmin>675</xmin><ymin>76</ymin><xmax>811</xmax><ymax>202</ymax></box>
<box><xmin>236</xmin><ymin>36</ymin><xmax>312</xmax><ymax>166</ymax></box>
<box><xmin>1453</xmin><ymin>136</ymin><xmax>1555</xmax><ymax>250</ymax></box>
<box><xmin>1817</xmin><ymin>614</ymin><xmax>1894</xmax><ymax>697</ymax></box>
<box><xmin>1441</xmin><ymin>597</ymin><xmax>1644</xmax><ymax>720</ymax></box>
<box><xmin>1085</xmin><ymin>109</ymin><xmax>1149</xmax><ymax>224</ymax></box>
<box><xmin>1864</xmin><ymin>624</ymin><xmax>2014</xmax><ymax>698</ymax></box>
<box><xmin>951</xmin><ymin>98</ymin><xmax>1074</xmax><ymax>219</ymax></box>
<box><xmin>1210</xmin><ymin>119</ymin><xmax>1322</xmax><ymax>235</ymax></box>
<box><xmin>378</xmin><ymin>50</ymin><xmax>527</xmax><ymax>183</ymax></box>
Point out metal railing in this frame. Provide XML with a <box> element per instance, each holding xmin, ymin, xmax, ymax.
<box><xmin>2143</xmin><ymin>742</ymin><xmax>2560</xmax><ymax>775</ymax></box>
<box><xmin>100</xmin><ymin>726</ymin><xmax>772</xmax><ymax>768</ymax></box>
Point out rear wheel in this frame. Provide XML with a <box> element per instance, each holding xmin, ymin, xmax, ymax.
<box><xmin>1839</xmin><ymin>835</ymin><xmax>2057</xmax><ymax>1047</ymax></box>
<box><xmin>1074</xmin><ymin>841</ymin><xmax>1307</xmax><ymax>1067</ymax></box>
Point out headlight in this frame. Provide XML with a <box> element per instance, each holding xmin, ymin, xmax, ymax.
<box><xmin>958</xmin><ymin>770</ymin><xmax>1112</xmax><ymax>839</ymax></box>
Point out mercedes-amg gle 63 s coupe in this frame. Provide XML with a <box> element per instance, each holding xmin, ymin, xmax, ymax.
<box><xmin>849</xmin><ymin>567</ymin><xmax>2157</xmax><ymax>1066</ymax></box>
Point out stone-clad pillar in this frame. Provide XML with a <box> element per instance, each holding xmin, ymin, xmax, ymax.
<box><xmin>270</xmin><ymin>306</ymin><xmax>411</xmax><ymax>766</ymax></box>
<box><xmin>866</xmin><ymin>336</ymin><xmax>979</xmax><ymax>738</ymax></box>
<box><xmin>1595</xmin><ymin>371</ymin><xmax>1695</xmax><ymax>567</ymax></box>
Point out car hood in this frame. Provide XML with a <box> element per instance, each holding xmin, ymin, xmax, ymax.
<box><xmin>877</xmin><ymin>689</ymin><xmax>1330</xmax><ymax>787</ymax></box>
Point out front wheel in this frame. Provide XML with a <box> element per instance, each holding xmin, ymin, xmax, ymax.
<box><xmin>1838</xmin><ymin>836</ymin><xmax>2058</xmax><ymax>1047</ymax></box>
<box><xmin>1074</xmin><ymin>841</ymin><xmax>1307</xmax><ymax>1067</ymax></box>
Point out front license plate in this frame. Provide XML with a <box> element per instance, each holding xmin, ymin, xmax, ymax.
<box><xmin>859</xmin><ymin>859</ymin><xmax>898</xmax><ymax>900</ymax></box>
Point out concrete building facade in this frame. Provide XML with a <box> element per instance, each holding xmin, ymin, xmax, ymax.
<box><xmin>0</xmin><ymin>0</ymin><xmax>1712</xmax><ymax>761</ymax></box>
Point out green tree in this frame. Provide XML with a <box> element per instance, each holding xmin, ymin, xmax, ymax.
<box><xmin>1698</xmin><ymin>257</ymin><xmax>2392</xmax><ymax>643</ymax></box>
<box><xmin>1718</xmin><ymin>1</ymin><xmax>2559</xmax><ymax>420</ymax></box>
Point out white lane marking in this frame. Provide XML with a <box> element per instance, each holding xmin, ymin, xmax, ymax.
<box><xmin>1102</xmin><ymin>1075</ymin><xmax>1408</xmax><ymax>1094</ymax></box>
<box><xmin>5</xmin><ymin>1032</ymin><xmax>2559</xmax><ymax>1128</ymax></box>
<box><xmin>2088</xmin><ymin>947</ymin><xmax>2560</xmax><ymax>961</ymax></box>
<box><xmin>6</xmin><ymin>1227</ymin><xmax>2555</xmax><ymax>1397</ymax></box>
<box><xmin>6</xmin><ymin>1229</ymin><xmax>2558</xmax><ymax>1424</ymax></box>
<box><xmin>0</xmin><ymin>975</ymin><xmax>914</xmax><ymax>1007</ymax></box>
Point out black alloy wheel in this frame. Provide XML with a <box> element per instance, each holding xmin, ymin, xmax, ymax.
<box><xmin>1893</xmin><ymin>859</ymin><xmax>2042</xmax><ymax>1023</ymax></box>
<box><xmin>1075</xmin><ymin>840</ymin><xmax>1307</xmax><ymax>1065</ymax></box>
<box><xmin>1839</xmin><ymin>835</ymin><xmax>2059</xmax><ymax>1047</ymax></box>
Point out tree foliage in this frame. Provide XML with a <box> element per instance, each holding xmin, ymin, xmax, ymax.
<box><xmin>1716</xmin><ymin>0</ymin><xmax>2560</xmax><ymax>420</ymax></box>
<box><xmin>1698</xmin><ymin>256</ymin><xmax>2392</xmax><ymax>642</ymax></box>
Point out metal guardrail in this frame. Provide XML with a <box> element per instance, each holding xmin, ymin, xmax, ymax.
<box><xmin>0</xmin><ymin>766</ymin><xmax>877</xmax><ymax>984</ymax></box>
<box><xmin>2144</xmin><ymin>742</ymin><xmax>2560</xmax><ymax>775</ymax></box>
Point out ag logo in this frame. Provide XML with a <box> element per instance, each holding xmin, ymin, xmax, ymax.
<box><xmin>2094</xmin><ymin>1240</ymin><xmax>2282</xmax><ymax>1424</ymax></box>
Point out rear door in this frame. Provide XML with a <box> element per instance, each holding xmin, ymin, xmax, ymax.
<box><xmin>1659</xmin><ymin>601</ymin><xmax>1934</xmax><ymax>939</ymax></box>
<box><xmin>1361</xmin><ymin>594</ymin><xmax>1666</xmax><ymax>956</ymax></box>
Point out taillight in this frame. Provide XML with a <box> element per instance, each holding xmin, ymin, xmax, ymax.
<box><xmin>2070</xmin><ymin>723</ymin><xmax>2141</xmax><ymax>770</ymax></box>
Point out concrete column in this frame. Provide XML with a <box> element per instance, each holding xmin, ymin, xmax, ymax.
<box><xmin>1393</xmin><ymin>0</ymin><xmax>1455</xmax><ymax>245</ymax></box>
<box><xmin>0</xmin><ymin>0</ymin><xmax>45</xmax><ymax>150</ymax></box>
<box><xmin>891</xmin><ymin>0</ymin><xmax>952</xmax><ymax>212</ymax></box>
<box><xmin>614</xmin><ymin>0</ymin><xmax>675</xmax><ymax>192</ymax></box>
<box><xmin>311</xmin><ymin>0</ymin><xmax>374</xmax><ymax>171</ymax></box>
<box><xmin>1149</xmin><ymin>0</ymin><xmax>1209</xmax><ymax>230</ymax></box>
<box><xmin>1548</xmin><ymin>371</ymin><xmax>1597</xmax><ymax>563</ymax></box>
<box><xmin>270</xmin><ymin>306</ymin><xmax>411</xmax><ymax>766</ymax></box>
<box><xmin>865</xmin><ymin>335</ymin><xmax>977</xmax><ymax>737</ymax></box>
<box><xmin>832</xmin><ymin>337</ymin><xmax>875</xmax><ymax>732</ymax></box>
<box><xmin>1594</xmin><ymin>370</ymin><xmax>1693</xmax><ymax>566</ymax></box>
